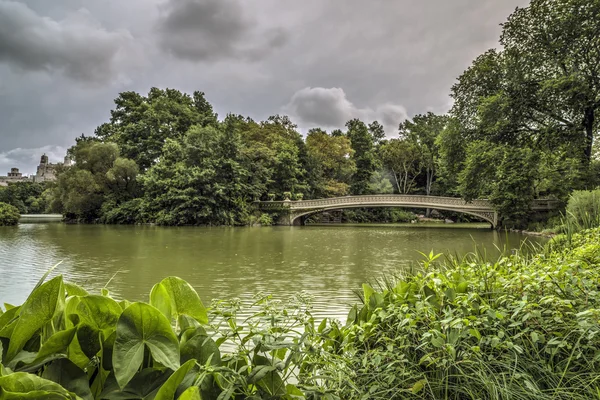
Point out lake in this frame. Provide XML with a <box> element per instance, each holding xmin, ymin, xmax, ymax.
<box><xmin>0</xmin><ymin>223</ymin><xmax>545</xmax><ymax>320</ymax></box>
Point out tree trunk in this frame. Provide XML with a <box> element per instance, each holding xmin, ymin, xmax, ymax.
<box><xmin>391</xmin><ymin>168</ymin><xmax>401</xmax><ymax>194</ymax></box>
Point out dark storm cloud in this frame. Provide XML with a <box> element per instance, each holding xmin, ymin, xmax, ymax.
<box><xmin>0</xmin><ymin>0</ymin><xmax>531</xmax><ymax>173</ymax></box>
<box><xmin>157</xmin><ymin>0</ymin><xmax>289</xmax><ymax>62</ymax></box>
<box><xmin>0</xmin><ymin>0</ymin><xmax>131</xmax><ymax>82</ymax></box>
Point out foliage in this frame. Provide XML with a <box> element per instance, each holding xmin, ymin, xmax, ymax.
<box><xmin>399</xmin><ymin>113</ymin><xmax>449</xmax><ymax>195</ymax></box>
<box><xmin>258</xmin><ymin>213</ymin><xmax>274</xmax><ymax>226</ymax></box>
<box><xmin>95</xmin><ymin>89</ymin><xmax>218</xmax><ymax>171</ymax></box>
<box><xmin>380</xmin><ymin>139</ymin><xmax>422</xmax><ymax>194</ymax></box>
<box><xmin>0</xmin><ymin>182</ymin><xmax>48</xmax><ymax>214</ymax></box>
<box><xmin>342</xmin><ymin>208</ymin><xmax>416</xmax><ymax>223</ymax></box>
<box><xmin>305</xmin><ymin>129</ymin><xmax>355</xmax><ymax>198</ymax></box>
<box><xmin>313</xmin><ymin>228</ymin><xmax>600</xmax><ymax>399</ymax></box>
<box><xmin>347</xmin><ymin>119</ymin><xmax>378</xmax><ymax>195</ymax></box>
<box><xmin>52</xmin><ymin>0</ymin><xmax>600</xmax><ymax>230</ymax></box>
<box><xmin>0</xmin><ymin>202</ymin><xmax>20</xmax><ymax>226</ymax></box>
<box><xmin>48</xmin><ymin>141</ymin><xmax>139</xmax><ymax>222</ymax></box>
<box><xmin>0</xmin><ymin>276</ymin><xmax>329</xmax><ymax>399</ymax></box>
<box><xmin>564</xmin><ymin>189</ymin><xmax>600</xmax><ymax>230</ymax></box>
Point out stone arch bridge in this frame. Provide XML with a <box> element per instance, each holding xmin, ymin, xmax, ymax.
<box><xmin>255</xmin><ymin>195</ymin><xmax>559</xmax><ymax>228</ymax></box>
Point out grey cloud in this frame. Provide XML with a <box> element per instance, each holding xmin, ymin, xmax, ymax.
<box><xmin>0</xmin><ymin>1</ymin><xmax>132</xmax><ymax>82</ymax></box>
<box><xmin>157</xmin><ymin>0</ymin><xmax>289</xmax><ymax>62</ymax></box>
<box><xmin>0</xmin><ymin>0</ymin><xmax>529</xmax><ymax>165</ymax></box>
<box><xmin>284</xmin><ymin>87</ymin><xmax>408</xmax><ymax>135</ymax></box>
<box><xmin>0</xmin><ymin>145</ymin><xmax>67</xmax><ymax>176</ymax></box>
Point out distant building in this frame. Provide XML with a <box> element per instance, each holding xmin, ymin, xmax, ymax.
<box><xmin>0</xmin><ymin>167</ymin><xmax>30</xmax><ymax>185</ymax></box>
<box><xmin>33</xmin><ymin>154</ymin><xmax>72</xmax><ymax>183</ymax></box>
<box><xmin>0</xmin><ymin>153</ymin><xmax>72</xmax><ymax>186</ymax></box>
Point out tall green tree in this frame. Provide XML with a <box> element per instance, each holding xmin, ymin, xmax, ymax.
<box><xmin>399</xmin><ymin>113</ymin><xmax>448</xmax><ymax>196</ymax></box>
<box><xmin>435</xmin><ymin>118</ymin><xmax>467</xmax><ymax>196</ymax></box>
<box><xmin>347</xmin><ymin>119</ymin><xmax>377</xmax><ymax>195</ymax></box>
<box><xmin>305</xmin><ymin>129</ymin><xmax>355</xmax><ymax>197</ymax></box>
<box><xmin>380</xmin><ymin>139</ymin><xmax>422</xmax><ymax>194</ymax></box>
<box><xmin>95</xmin><ymin>89</ymin><xmax>217</xmax><ymax>171</ymax></box>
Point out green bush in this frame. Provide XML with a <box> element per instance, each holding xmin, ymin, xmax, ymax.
<box><xmin>343</xmin><ymin>208</ymin><xmax>416</xmax><ymax>223</ymax></box>
<box><xmin>0</xmin><ymin>276</ymin><xmax>328</xmax><ymax>399</ymax></box>
<box><xmin>100</xmin><ymin>198</ymin><xmax>146</xmax><ymax>224</ymax></box>
<box><xmin>258</xmin><ymin>213</ymin><xmax>274</xmax><ymax>226</ymax></box>
<box><xmin>311</xmin><ymin>229</ymin><xmax>600</xmax><ymax>399</ymax></box>
<box><xmin>0</xmin><ymin>202</ymin><xmax>20</xmax><ymax>226</ymax></box>
<box><xmin>5</xmin><ymin>229</ymin><xmax>600</xmax><ymax>399</ymax></box>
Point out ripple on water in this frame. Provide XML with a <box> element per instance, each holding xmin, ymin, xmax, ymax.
<box><xmin>0</xmin><ymin>224</ymin><xmax>546</xmax><ymax>320</ymax></box>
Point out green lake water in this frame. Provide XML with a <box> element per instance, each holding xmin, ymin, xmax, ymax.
<box><xmin>0</xmin><ymin>223</ymin><xmax>545</xmax><ymax>320</ymax></box>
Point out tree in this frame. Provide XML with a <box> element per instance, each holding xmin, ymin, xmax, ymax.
<box><xmin>305</xmin><ymin>129</ymin><xmax>355</xmax><ymax>197</ymax></box>
<box><xmin>95</xmin><ymin>88</ymin><xmax>218</xmax><ymax>171</ymax></box>
<box><xmin>452</xmin><ymin>0</ymin><xmax>600</xmax><ymax>164</ymax></box>
<box><xmin>368</xmin><ymin>121</ymin><xmax>386</xmax><ymax>146</ymax></box>
<box><xmin>459</xmin><ymin>142</ymin><xmax>538</xmax><ymax>226</ymax></box>
<box><xmin>399</xmin><ymin>113</ymin><xmax>448</xmax><ymax>196</ymax></box>
<box><xmin>435</xmin><ymin>118</ymin><xmax>467</xmax><ymax>196</ymax></box>
<box><xmin>347</xmin><ymin>119</ymin><xmax>377</xmax><ymax>195</ymax></box>
<box><xmin>380</xmin><ymin>139</ymin><xmax>422</xmax><ymax>194</ymax></box>
<box><xmin>0</xmin><ymin>182</ymin><xmax>47</xmax><ymax>214</ymax></box>
<box><xmin>49</xmin><ymin>141</ymin><xmax>140</xmax><ymax>222</ymax></box>
<box><xmin>0</xmin><ymin>202</ymin><xmax>20</xmax><ymax>226</ymax></box>
<box><xmin>501</xmin><ymin>0</ymin><xmax>600</xmax><ymax>162</ymax></box>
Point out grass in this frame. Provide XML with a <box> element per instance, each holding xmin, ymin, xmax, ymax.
<box><xmin>311</xmin><ymin>228</ymin><xmax>600</xmax><ymax>399</ymax></box>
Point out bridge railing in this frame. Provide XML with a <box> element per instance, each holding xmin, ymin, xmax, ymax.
<box><xmin>256</xmin><ymin>195</ymin><xmax>559</xmax><ymax>211</ymax></box>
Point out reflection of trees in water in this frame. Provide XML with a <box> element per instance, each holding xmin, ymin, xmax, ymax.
<box><xmin>0</xmin><ymin>224</ymin><xmax>544</xmax><ymax>317</ymax></box>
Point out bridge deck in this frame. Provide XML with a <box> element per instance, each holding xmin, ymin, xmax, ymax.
<box><xmin>256</xmin><ymin>195</ymin><xmax>559</xmax><ymax>228</ymax></box>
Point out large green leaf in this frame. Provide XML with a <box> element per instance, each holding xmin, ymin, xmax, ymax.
<box><xmin>24</xmin><ymin>328</ymin><xmax>77</xmax><ymax>370</ymax></box>
<box><xmin>0</xmin><ymin>306</ymin><xmax>20</xmax><ymax>333</ymax></box>
<box><xmin>75</xmin><ymin>295</ymin><xmax>122</xmax><ymax>331</ymax></box>
<box><xmin>65</xmin><ymin>283</ymin><xmax>89</xmax><ymax>297</ymax></box>
<box><xmin>99</xmin><ymin>368</ymin><xmax>170</xmax><ymax>400</ymax></box>
<box><xmin>42</xmin><ymin>359</ymin><xmax>93</xmax><ymax>400</ymax></box>
<box><xmin>6</xmin><ymin>276</ymin><xmax>65</xmax><ymax>361</ymax></box>
<box><xmin>150</xmin><ymin>277</ymin><xmax>207</xmax><ymax>324</ymax></box>
<box><xmin>0</xmin><ymin>372</ymin><xmax>76</xmax><ymax>399</ymax></box>
<box><xmin>113</xmin><ymin>303</ymin><xmax>180</xmax><ymax>388</ymax></box>
<box><xmin>180</xmin><ymin>334</ymin><xmax>221</xmax><ymax>366</ymax></box>
<box><xmin>76</xmin><ymin>324</ymin><xmax>102</xmax><ymax>359</ymax></box>
<box><xmin>177</xmin><ymin>386</ymin><xmax>201</xmax><ymax>400</ymax></box>
<box><xmin>155</xmin><ymin>359</ymin><xmax>196</xmax><ymax>400</ymax></box>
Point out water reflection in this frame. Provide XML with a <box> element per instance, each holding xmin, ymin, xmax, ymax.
<box><xmin>0</xmin><ymin>224</ymin><xmax>545</xmax><ymax>319</ymax></box>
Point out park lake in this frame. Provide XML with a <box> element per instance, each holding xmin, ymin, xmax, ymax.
<box><xmin>0</xmin><ymin>223</ymin><xmax>545</xmax><ymax>320</ymax></box>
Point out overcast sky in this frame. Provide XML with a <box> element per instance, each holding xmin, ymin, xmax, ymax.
<box><xmin>0</xmin><ymin>0</ymin><xmax>527</xmax><ymax>175</ymax></box>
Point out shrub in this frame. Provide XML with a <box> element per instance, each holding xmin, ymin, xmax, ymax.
<box><xmin>258</xmin><ymin>213</ymin><xmax>274</xmax><ymax>226</ymax></box>
<box><xmin>312</xmin><ymin>229</ymin><xmax>600</xmax><ymax>399</ymax></box>
<box><xmin>100</xmin><ymin>198</ymin><xmax>146</xmax><ymax>224</ymax></box>
<box><xmin>0</xmin><ymin>276</ymin><xmax>329</xmax><ymax>399</ymax></box>
<box><xmin>0</xmin><ymin>201</ymin><xmax>20</xmax><ymax>226</ymax></box>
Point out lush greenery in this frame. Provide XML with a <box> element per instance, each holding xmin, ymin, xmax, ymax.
<box><xmin>0</xmin><ymin>182</ymin><xmax>49</xmax><ymax>214</ymax></box>
<box><xmin>308</xmin><ymin>228</ymin><xmax>600</xmax><ymax>399</ymax></box>
<box><xmin>0</xmin><ymin>202</ymin><xmax>20</xmax><ymax>226</ymax></box>
<box><xmin>45</xmin><ymin>0</ymin><xmax>599</xmax><ymax>227</ymax></box>
<box><xmin>0</xmin><ymin>275</ymin><xmax>329</xmax><ymax>399</ymax></box>
<box><xmin>4</xmin><ymin>229</ymin><xmax>600</xmax><ymax>398</ymax></box>
<box><xmin>564</xmin><ymin>189</ymin><xmax>600</xmax><ymax>230</ymax></box>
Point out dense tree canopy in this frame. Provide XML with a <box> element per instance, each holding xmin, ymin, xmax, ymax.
<box><xmin>46</xmin><ymin>0</ymin><xmax>600</xmax><ymax>228</ymax></box>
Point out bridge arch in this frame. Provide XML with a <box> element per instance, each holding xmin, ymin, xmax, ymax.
<box><xmin>256</xmin><ymin>195</ymin><xmax>558</xmax><ymax>229</ymax></box>
<box><xmin>290</xmin><ymin>204</ymin><xmax>497</xmax><ymax>227</ymax></box>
